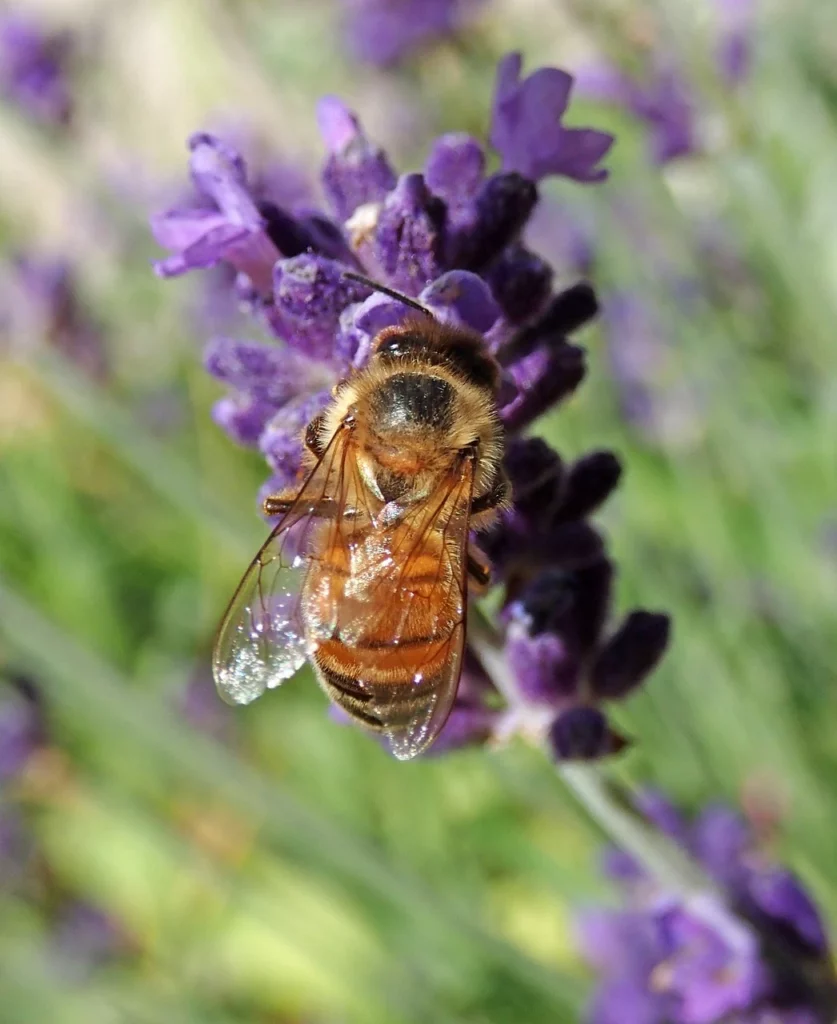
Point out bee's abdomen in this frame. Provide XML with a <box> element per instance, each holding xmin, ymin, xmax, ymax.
<box><xmin>305</xmin><ymin>549</ymin><xmax>459</xmax><ymax>728</ymax></box>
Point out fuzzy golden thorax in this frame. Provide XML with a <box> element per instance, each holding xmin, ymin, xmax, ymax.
<box><xmin>319</xmin><ymin>320</ymin><xmax>505</xmax><ymax>514</ymax></box>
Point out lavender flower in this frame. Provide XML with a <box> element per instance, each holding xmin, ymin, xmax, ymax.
<box><xmin>581</xmin><ymin>792</ymin><xmax>835</xmax><ymax>1023</ymax></box>
<box><xmin>491</xmin><ymin>53</ymin><xmax>614</xmax><ymax>184</ymax></box>
<box><xmin>340</xmin><ymin>0</ymin><xmax>486</xmax><ymax>68</ymax></box>
<box><xmin>148</xmin><ymin>54</ymin><xmax>669</xmax><ymax>757</ymax></box>
<box><xmin>0</xmin><ymin>11</ymin><xmax>73</xmax><ymax>127</ymax></box>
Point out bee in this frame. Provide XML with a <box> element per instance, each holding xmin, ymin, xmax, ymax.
<box><xmin>212</xmin><ymin>275</ymin><xmax>509</xmax><ymax>759</ymax></box>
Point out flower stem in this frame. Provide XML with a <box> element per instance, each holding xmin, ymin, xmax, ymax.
<box><xmin>469</xmin><ymin>611</ymin><xmax>748</xmax><ymax>932</ymax></box>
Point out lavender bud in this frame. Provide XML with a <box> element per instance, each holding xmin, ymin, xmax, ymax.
<box><xmin>590</xmin><ymin>612</ymin><xmax>671</xmax><ymax>701</ymax></box>
<box><xmin>420</xmin><ymin>270</ymin><xmax>500</xmax><ymax>333</ymax></box>
<box><xmin>486</xmin><ymin>245</ymin><xmax>554</xmax><ymax>325</ymax></box>
<box><xmin>548</xmin><ymin>707</ymin><xmax>630</xmax><ymax>761</ymax></box>
<box><xmin>449</xmin><ymin>172</ymin><xmax>538</xmax><ymax>273</ymax></box>
<box><xmin>500</xmin><ymin>343</ymin><xmax>586</xmax><ymax>432</ymax></box>
<box><xmin>557</xmin><ymin>451</ymin><xmax>622</xmax><ymax>522</ymax></box>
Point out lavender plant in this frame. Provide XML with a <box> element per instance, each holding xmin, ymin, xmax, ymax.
<box><xmin>148</xmin><ymin>44</ymin><xmax>834</xmax><ymax>1024</ymax></box>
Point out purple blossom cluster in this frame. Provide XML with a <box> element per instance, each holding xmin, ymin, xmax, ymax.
<box><xmin>150</xmin><ymin>52</ymin><xmax>673</xmax><ymax>758</ymax></box>
<box><xmin>578</xmin><ymin>791</ymin><xmax>834</xmax><ymax>1023</ymax></box>
<box><xmin>0</xmin><ymin>11</ymin><xmax>74</xmax><ymax>127</ymax></box>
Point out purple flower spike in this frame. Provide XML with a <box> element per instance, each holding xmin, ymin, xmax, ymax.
<box><xmin>631</xmin><ymin>70</ymin><xmax>697</xmax><ymax>166</ymax></box>
<box><xmin>317</xmin><ymin>97</ymin><xmax>397</xmax><ymax>221</ymax></box>
<box><xmin>5</xmin><ymin>255</ymin><xmax>107</xmax><ymax>380</ymax></box>
<box><xmin>425</xmin><ymin>702</ymin><xmax>498</xmax><ymax>755</ymax></box>
<box><xmin>491</xmin><ymin>53</ymin><xmax>614</xmax><ymax>184</ymax></box>
<box><xmin>272</xmin><ymin>254</ymin><xmax>371</xmax><ymax>360</ymax></box>
<box><xmin>582</xmin><ymin>791</ymin><xmax>835</xmax><ymax>1024</ymax></box>
<box><xmin>634</xmin><ymin>789</ymin><xmax>690</xmax><ymax>844</ymax></box>
<box><xmin>549</xmin><ymin>707</ymin><xmax>630</xmax><ymax>761</ymax></box>
<box><xmin>152</xmin><ymin>51</ymin><xmax>625</xmax><ymax>760</ymax></box>
<box><xmin>0</xmin><ymin>13</ymin><xmax>73</xmax><ymax>127</ymax></box>
<box><xmin>590</xmin><ymin>611</ymin><xmax>671</xmax><ymax>701</ymax></box>
<box><xmin>420</xmin><ymin>270</ymin><xmax>500</xmax><ymax>333</ymax></box>
<box><xmin>374</xmin><ymin>173</ymin><xmax>445</xmax><ymax>296</ymax></box>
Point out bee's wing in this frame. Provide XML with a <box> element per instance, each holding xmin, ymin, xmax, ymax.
<box><xmin>212</xmin><ymin>423</ymin><xmax>355</xmax><ymax>706</ymax></box>
<box><xmin>341</xmin><ymin>451</ymin><xmax>476</xmax><ymax>760</ymax></box>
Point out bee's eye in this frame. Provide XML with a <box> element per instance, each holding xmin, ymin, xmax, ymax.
<box><xmin>374</xmin><ymin>331</ymin><xmax>425</xmax><ymax>361</ymax></box>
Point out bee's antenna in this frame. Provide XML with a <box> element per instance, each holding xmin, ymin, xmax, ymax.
<box><xmin>342</xmin><ymin>270</ymin><xmax>435</xmax><ymax>319</ymax></box>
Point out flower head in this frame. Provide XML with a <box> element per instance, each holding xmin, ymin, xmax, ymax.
<box><xmin>149</xmin><ymin>54</ymin><xmax>648</xmax><ymax>756</ymax></box>
<box><xmin>582</xmin><ymin>793</ymin><xmax>834</xmax><ymax>1023</ymax></box>
<box><xmin>0</xmin><ymin>11</ymin><xmax>73</xmax><ymax>127</ymax></box>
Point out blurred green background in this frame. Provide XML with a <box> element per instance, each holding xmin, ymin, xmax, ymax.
<box><xmin>1</xmin><ymin>0</ymin><xmax>836</xmax><ymax>1021</ymax></box>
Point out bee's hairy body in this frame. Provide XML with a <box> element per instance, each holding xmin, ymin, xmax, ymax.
<box><xmin>301</xmin><ymin>318</ymin><xmax>508</xmax><ymax>733</ymax></box>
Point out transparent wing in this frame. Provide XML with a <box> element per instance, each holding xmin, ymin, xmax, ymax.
<box><xmin>212</xmin><ymin>423</ymin><xmax>356</xmax><ymax>705</ymax></box>
<box><xmin>335</xmin><ymin>451</ymin><xmax>476</xmax><ymax>760</ymax></box>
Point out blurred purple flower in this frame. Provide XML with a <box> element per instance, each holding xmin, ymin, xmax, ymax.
<box><xmin>582</xmin><ymin>792</ymin><xmax>834</xmax><ymax>1023</ymax></box>
<box><xmin>341</xmin><ymin>0</ymin><xmax>486</xmax><ymax>67</ymax></box>
<box><xmin>2</xmin><ymin>255</ymin><xmax>107</xmax><ymax>379</ymax></box>
<box><xmin>0</xmin><ymin>675</ymin><xmax>45</xmax><ymax>781</ymax></box>
<box><xmin>602</xmin><ymin>292</ymin><xmax>704</xmax><ymax>447</ymax></box>
<box><xmin>0</xmin><ymin>12</ymin><xmax>73</xmax><ymax>127</ymax></box>
<box><xmin>50</xmin><ymin>901</ymin><xmax>127</xmax><ymax>979</ymax></box>
<box><xmin>575</xmin><ymin>0</ymin><xmax>756</xmax><ymax>165</ymax></box>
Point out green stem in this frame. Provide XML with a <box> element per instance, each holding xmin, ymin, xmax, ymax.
<box><xmin>471</xmin><ymin>614</ymin><xmax>737</xmax><ymax>921</ymax></box>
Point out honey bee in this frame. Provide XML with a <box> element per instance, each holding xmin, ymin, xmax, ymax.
<box><xmin>212</xmin><ymin>276</ymin><xmax>509</xmax><ymax>759</ymax></box>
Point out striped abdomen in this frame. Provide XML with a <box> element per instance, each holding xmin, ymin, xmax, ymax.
<box><xmin>301</xmin><ymin>518</ymin><xmax>463</xmax><ymax>732</ymax></box>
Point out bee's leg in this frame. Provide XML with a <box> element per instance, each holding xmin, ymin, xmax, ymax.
<box><xmin>262</xmin><ymin>494</ymin><xmax>343</xmax><ymax>518</ymax></box>
<box><xmin>467</xmin><ymin>547</ymin><xmax>492</xmax><ymax>592</ymax></box>
<box><xmin>304</xmin><ymin>414</ymin><xmax>327</xmax><ymax>457</ymax></box>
